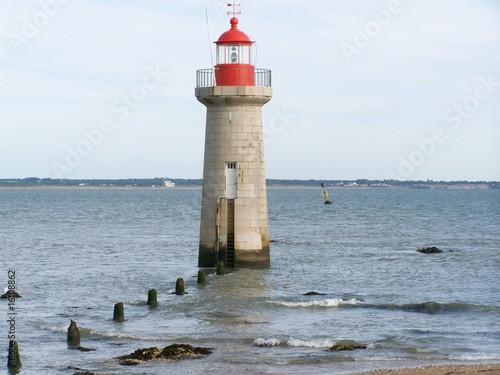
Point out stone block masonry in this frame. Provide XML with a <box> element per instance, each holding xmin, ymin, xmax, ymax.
<box><xmin>196</xmin><ymin>86</ymin><xmax>272</xmax><ymax>268</ymax></box>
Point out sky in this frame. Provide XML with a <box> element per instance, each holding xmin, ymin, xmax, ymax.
<box><xmin>1</xmin><ymin>0</ymin><xmax>499</xmax><ymax>181</ymax></box>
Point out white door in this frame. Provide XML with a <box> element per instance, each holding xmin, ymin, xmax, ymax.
<box><xmin>226</xmin><ymin>162</ymin><xmax>237</xmax><ymax>199</ymax></box>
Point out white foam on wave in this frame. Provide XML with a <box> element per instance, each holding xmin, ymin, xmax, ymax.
<box><xmin>357</xmin><ymin>357</ymin><xmax>409</xmax><ymax>362</ymax></box>
<box><xmin>40</xmin><ymin>324</ymin><xmax>67</xmax><ymax>333</ymax></box>
<box><xmin>92</xmin><ymin>330</ymin><xmax>167</xmax><ymax>340</ymax></box>
<box><xmin>254</xmin><ymin>338</ymin><xmax>281</xmax><ymax>347</ymax></box>
<box><xmin>270</xmin><ymin>298</ymin><xmax>361</xmax><ymax>308</ymax></box>
<box><xmin>40</xmin><ymin>323</ymin><xmax>169</xmax><ymax>341</ymax></box>
<box><xmin>286</xmin><ymin>337</ymin><xmax>335</xmax><ymax>348</ymax></box>
<box><xmin>452</xmin><ymin>353</ymin><xmax>500</xmax><ymax>361</ymax></box>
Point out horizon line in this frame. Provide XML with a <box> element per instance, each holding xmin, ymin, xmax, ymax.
<box><xmin>1</xmin><ymin>177</ymin><xmax>499</xmax><ymax>183</ymax></box>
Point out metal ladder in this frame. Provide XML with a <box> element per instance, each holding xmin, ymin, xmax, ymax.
<box><xmin>226</xmin><ymin>199</ymin><xmax>235</xmax><ymax>268</ymax></box>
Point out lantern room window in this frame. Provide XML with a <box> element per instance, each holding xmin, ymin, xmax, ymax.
<box><xmin>230</xmin><ymin>46</ymin><xmax>238</xmax><ymax>62</ymax></box>
<box><xmin>216</xmin><ymin>44</ymin><xmax>252</xmax><ymax>65</ymax></box>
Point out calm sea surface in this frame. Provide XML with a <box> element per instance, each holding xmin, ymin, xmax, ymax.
<box><xmin>0</xmin><ymin>187</ymin><xmax>499</xmax><ymax>374</ymax></box>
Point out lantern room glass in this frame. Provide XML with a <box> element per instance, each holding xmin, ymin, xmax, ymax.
<box><xmin>216</xmin><ymin>44</ymin><xmax>253</xmax><ymax>65</ymax></box>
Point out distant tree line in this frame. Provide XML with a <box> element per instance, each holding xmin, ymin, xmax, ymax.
<box><xmin>0</xmin><ymin>178</ymin><xmax>498</xmax><ymax>188</ymax></box>
<box><xmin>0</xmin><ymin>177</ymin><xmax>200</xmax><ymax>187</ymax></box>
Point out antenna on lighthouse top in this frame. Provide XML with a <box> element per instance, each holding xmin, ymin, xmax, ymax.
<box><xmin>227</xmin><ymin>2</ymin><xmax>241</xmax><ymax>17</ymax></box>
<box><xmin>204</xmin><ymin>6</ymin><xmax>214</xmax><ymax>70</ymax></box>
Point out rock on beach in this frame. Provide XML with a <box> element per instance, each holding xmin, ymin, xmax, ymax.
<box><xmin>417</xmin><ymin>246</ymin><xmax>443</xmax><ymax>254</ymax></box>
<box><xmin>118</xmin><ymin>343</ymin><xmax>212</xmax><ymax>365</ymax></box>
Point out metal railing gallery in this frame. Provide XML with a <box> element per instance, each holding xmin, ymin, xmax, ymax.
<box><xmin>196</xmin><ymin>68</ymin><xmax>272</xmax><ymax>88</ymax></box>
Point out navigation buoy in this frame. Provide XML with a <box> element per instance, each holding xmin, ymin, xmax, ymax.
<box><xmin>321</xmin><ymin>183</ymin><xmax>332</xmax><ymax>204</ymax></box>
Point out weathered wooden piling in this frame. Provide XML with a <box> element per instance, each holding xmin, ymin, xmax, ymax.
<box><xmin>113</xmin><ymin>302</ymin><xmax>125</xmax><ymax>322</ymax></box>
<box><xmin>147</xmin><ymin>289</ymin><xmax>157</xmax><ymax>305</ymax></box>
<box><xmin>175</xmin><ymin>278</ymin><xmax>185</xmax><ymax>295</ymax></box>
<box><xmin>216</xmin><ymin>261</ymin><xmax>224</xmax><ymax>276</ymax></box>
<box><xmin>197</xmin><ymin>270</ymin><xmax>206</xmax><ymax>284</ymax></box>
<box><xmin>67</xmin><ymin>320</ymin><xmax>81</xmax><ymax>347</ymax></box>
<box><xmin>7</xmin><ymin>339</ymin><xmax>21</xmax><ymax>368</ymax></box>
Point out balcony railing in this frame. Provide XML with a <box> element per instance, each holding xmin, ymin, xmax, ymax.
<box><xmin>196</xmin><ymin>68</ymin><xmax>272</xmax><ymax>88</ymax></box>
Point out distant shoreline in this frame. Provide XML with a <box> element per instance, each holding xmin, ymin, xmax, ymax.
<box><xmin>0</xmin><ymin>178</ymin><xmax>498</xmax><ymax>190</ymax></box>
<box><xmin>0</xmin><ymin>184</ymin><xmax>496</xmax><ymax>190</ymax></box>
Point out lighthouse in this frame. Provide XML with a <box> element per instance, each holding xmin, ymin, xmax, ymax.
<box><xmin>195</xmin><ymin>8</ymin><xmax>272</xmax><ymax>268</ymax></box>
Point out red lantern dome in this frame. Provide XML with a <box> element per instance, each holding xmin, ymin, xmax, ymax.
<box><xmin>214</xmin><ymin>17</ymin><xmax>255</xmax><ymax>86</ymax></box>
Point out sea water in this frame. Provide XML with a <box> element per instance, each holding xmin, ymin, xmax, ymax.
<box><xmin>0</xmin><ymin>187</ymin><xmax>499</xmax><ymax>374</ymax></box>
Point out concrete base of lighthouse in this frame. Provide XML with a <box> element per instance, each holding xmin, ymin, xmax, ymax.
<box><xmin>196</xmin><ymin>86</ymin><xmax>272</xmax><ymax>268</ymax></box>
<box><xmin>198</xmin><ymin>245</ymin><xmax>270</xmax><ymax>269</ymax></box>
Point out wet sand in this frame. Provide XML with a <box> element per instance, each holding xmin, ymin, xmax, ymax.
<box><xmin>354</xmin><ymin>363</ymin><xmax>500</xmax><ymax>375</ymax></box>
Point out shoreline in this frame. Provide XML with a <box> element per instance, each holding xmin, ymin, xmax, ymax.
<box><xmin>0</xmin><ymin>185</ymin><xmax>496</xmax><ymax>190</ymax></box>
<box><xmin>352</xmin><ymin>363</ymin><xmax>500</xmax><ymax>375</ymax></box>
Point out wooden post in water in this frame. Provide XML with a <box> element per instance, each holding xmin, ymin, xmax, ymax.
<box><xmin>7</xmin><ymin>339</ymin><xmax>21</xmax><ymax>369</ymax></box>
<box><xmin>113</xmin><ymin>302</ymin><xmax>125</xmax><ymax>322</ymax></box>
<box><xmin>147</xmin><ymin>289</ymin><xmax>157</xmax><ymax>305</ymax></box>
<box><xmin>216</xmin><ymin>261</ymin><xmax>224</xmax><ymax>276</ymax></box>
<box><xmin>197</xmin><ymin>270</ymin><xmax>206</xmax><ymax>284</ymax></box>
<box><xmin>175</xmin><ymin>278</ymin><xmax>185</xmax><ymax>295</ymax></box>
<box><xmin>67</xmin><ymin>320</ymin><xmax>81</xmax><ymax>347</ymax></box>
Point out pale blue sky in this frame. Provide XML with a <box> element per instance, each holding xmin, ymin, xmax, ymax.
<box><xmin>1</xmin><ymin>0</ymin><xmax>499</xmax><ymax>180</ymax></box>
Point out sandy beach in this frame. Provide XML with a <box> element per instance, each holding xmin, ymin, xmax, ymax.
<box><xmin>354</xmin><ymin>363</ymin><xmax>500</xmax><ymax>375</ymax></box>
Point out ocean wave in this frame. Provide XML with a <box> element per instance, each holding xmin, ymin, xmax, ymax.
<box><xmin>452</xmin><ymin>353</ymin><xmax>500</xmax><ymax>361</ymax></box>
<box><xmin>39</xmin><ymin>324</ymin><xmax>171</xmax><ymax>341</ymax></box>
<box><xmin>86</xmin><ymin>329</ymin><xmax>160</xmax><ymax>340</ymax></box>
<box><xmin>356</xmin><ymin>357</ymin><xmax>413</xmax><ymax>362</ymax></box>
<box><xmin>286</xmin><ymin>337</ymin><xmax>336</xmax><ymax>348</ymax></box>
<box><xmin>40</xmin><ymin>324</ymin><xmax>66</xmax><ymax>333</ymax></box>
<box><xmin>401</xmin><ymin>346</ymin><xmax>438</xmax><ymax>354</ymax></box>
<box><xmin>269</xmin><ymin>298</ymin><xmax>362</xmax><ymax>308</ymax></box>
<box><xmin>372</xmin><ymin>301</ymin><xmax>499</xmax><ymax>314</ymax></box>
<box><xmin>254</xmin><ymin>337</ymin><xmax>345</xmax><ymax>348</ymax></box>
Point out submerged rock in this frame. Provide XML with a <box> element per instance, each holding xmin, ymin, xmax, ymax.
<box><xmin>327</xmin><ymin>340</ymin><xmax>367</xmax><ymax>351</ymax></box>
<box><xmin>303</xmin><ymin>291</ymin><xmax>327</xmax><ymax>296</ymax></box>
<box><xmin>118</xmin><ymin>344</ymin><xmax>212</xmax><ymax>365</ymax></box>
<box><xmin>70</xmin><ymin>346</ymin><xmax>95</xmax><ymax>352</ymax></box>
<box><xmin>417</xmin><ymin>246</ymin><xmax>443</xmax><ymax>254</ymax></box>
<box><xmin>1</xmin><ymin>290</ymin><xmax>21</xmax><ymax>298</ymax></box>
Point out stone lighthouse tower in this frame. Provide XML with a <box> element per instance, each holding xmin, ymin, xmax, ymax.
<box><xmin>195</xmin><ymin>11</ymin><xmax>272</xmax><ymax>268</ymax></box>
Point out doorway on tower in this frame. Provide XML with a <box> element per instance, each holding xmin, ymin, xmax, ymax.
<box><xmin>225</xmin><ymin>162</ymin><xmax>237</xmax><ymax>268</ymax></box>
